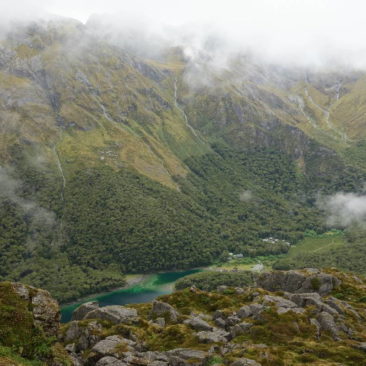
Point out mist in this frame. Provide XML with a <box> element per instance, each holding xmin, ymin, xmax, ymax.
<box><xmin>318</xmin><ymin>192</ymin><xmax>366</xmax><ymax>227</ymax></box>
<box><xmin>0</xmin><ymin>166</ymin><xmax>55</xmax><ymax>227</ymax></box>
<box><xmin>2</xmin><ymin>0</ymin><xmax>366</xmax><ymax>70</ymax></box>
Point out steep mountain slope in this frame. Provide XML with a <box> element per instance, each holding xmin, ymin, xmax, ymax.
<box><xmin>1</xmin><ymin>18</ymin><xmax>366</xmax><ymax>301</ymax></box>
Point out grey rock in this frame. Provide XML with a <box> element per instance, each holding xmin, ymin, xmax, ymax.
<box><xmin>167</xmin><ymin>348</ymin><xmax>208</xmax><ymax>360</ymax></box>
<box><xmin>92</xmin><ymin>335</ymin><xmax>135</xmax><ymax>357</ymax></box>
<box><xmin>231</xmin><ymin>358</ymin><xmax>262</xmax><ymax>366</ymax></box>
<box><xmin>151</xmin><ymin>300</ymin><xmax>179</xmax><ymax>322</ymax></box>
<box><xmin>63</xmin><ymin>320</ymin><xmax>102</xmax><ymax>352</ymax></box>
<box><xmin>85</xmin><ymin>306</ymin><xmax>138</xmax><ymax>324</ymax></box>
<box><xmin>288</xmin><ymin>293</ymin><xmax>338</xmax><ymax>315</ymax></box>
<box><xmin>217</xmin><ymin>285</ymin><xmax>228</xmax><ymax>293</ymax></box>
<box><xmin>257</xmin><ymin>270</ymin><xmax>340</xmax><ymax>296</ymax></box>
<box><xmin>12</xmin><ymin>282</ymin><xmax>60</xmax><ymax>337</ymax></box>
<box><xmin>230</xmin><ymin>322</ymin><xmax>253</xmax><ymax>337</ymax></box>
<box><xmin>154</xmin><ymin>317</ymin><xmax>166</xmax><ymax>327</ymax></box>
<box><xmin>277</xmin><ymin>307</ymin><xmax>305</xmax><ymax>315</ymax></box>
<box><xmin>237</xmin><ymin>305</ymin><xmax>252</xmax><ymax>319</ymax></box>
<box><xmin>353</xmin><ymin>342</ymin><xmax>366</xmax><ymax>352</ymax></box>
<box><xmin>184</xmin><ymin>317</ymin><xmax>212</xmax><ymax>331</ymax></box>
<box><xmin>65</xmin><ymin>343</ymin><xmax>76</xmax><ymax>353</ymax></box>
<box><xmin>197</xmin><ymin>329</ymin><xmax>230</xmax><ymax>343</ymax></box>
<box><xmin>325</xmin><ymin>297</ymin><xmax>344</xmax><ymax>314</ymax></box>
<box><xmin>317</xmin><ymin>312</ymin><xmax>340</xmax><ymax>340</ymax></box>
<box><xmin>263</xmin><ymin>295</ymin><xmax>298</xmax><ymax>308</ymax></box>
<box><xmin>226</xmin><ymin>315</ymin><xmax>241</xmax><ymax>326</ymax></box>
<box><xmin>64</xmin><ymin>321</ymin><xmax>81</xmax><ymax>344</ymax></box>
<box><xmin>96</xmin><ymin>356</ymin><xmax>127</xmax><ymax>366</ymax></box>
<box><xmin>72</xmin><ymin>301</ymin><xmax>99</xmax><ymax>321</ymax></box>
<box><xmin>249</xmin><ymin>304</ymin><xmax>264</xmax><ymax>316</ymax></box>
<box><xmin>213</xmin><ymin>310</ymin><xmax>227</xmax><ymax>320</ymax></box>
<box><xmin>288</xmin><ymin>293</ymin><xmax>321</xmax><ymax>307</ymax></box>
<box><xmin>214</xmin><ymin>317</ymin><xmax>226</xmax><ymax>328</ymax></box>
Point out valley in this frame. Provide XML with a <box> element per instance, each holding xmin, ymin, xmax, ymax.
<box><xmin>1</xmin><ymin>17</ymin><xmax>366</xmax><ymax>306</ymax></box>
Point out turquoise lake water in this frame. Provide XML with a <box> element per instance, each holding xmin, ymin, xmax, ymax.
<box><xmin>61</xmin><ymin>269</ymin><xmax>200</xmax><ymax>323</ymax></box>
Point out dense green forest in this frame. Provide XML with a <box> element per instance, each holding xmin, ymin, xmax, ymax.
<box><xmin>2</xmin><ymin>140</ymin><xmax>366</xmax><ymax>302</ymax></box>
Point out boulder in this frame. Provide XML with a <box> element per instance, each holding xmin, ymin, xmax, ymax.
<box><xmin>353</xmin><ymin>342</ymin><xmax>366</xmax><ymax>352</ymax></box>
<box><xmin>167</xmin><ymin>348</ymin><xmax>208</xmax><ymax>361</ymax></box>
<box><xmin>263</xmin><ymin>295</ymin><xmax>297</xmax><ymax>308</ymax></box>
<box><xmin>184</xmin><ymin>317</ymin><xmax>213</xmax><ymax>331</ymax></box>
<box><xmin>230</xmin><ymin>322</ymin><xmax>253</xmax><ymax>338</ymax></box>
<box><xmin>88</xmin><ymin>335</ymin><xmax>136</xmax><ymax>363</ymax></box>
<box><xmin>167</xmin><ymin>348</ymin><xmax>208</xmax><ymax>366</ymax></box>
<box><xmin>317</xmin><ymin>312</ymin><xmax>340</xmax><ymax>340</ymax></box>
<box><xmin>84</xmin><ymin>305</ymin><xmax>138</xmax><ymax>324</ymax></box>
<box><xmin>257</xmin><ymin>269</ymin><xmax>340</xmax><ymax>296</ymax></box>
<box><xmin>288</xmin><ymin>293</ymin><xmax>338</xmax><ymax>315</ymax></box>
<box><xmin>226</xmin><ymin>315</ymin><xmax>241</xmax><ymax>326</ymax></box>
<box><xmin>214</xmin><ymin>317</ymin><xmax>226</xmax><ymax>328</ymax></box>
<box><xmin>63</xmin><ymin>320</ymin><xmax>102</xmax><ymax>352</ymax></box>
<box><xmin>197</xmin><ymin>329</ymin><xmax>230</xmax><ymax>343</ymax></box>
<box><xmin>150</xmin><ymin>300</ymin><xmax>179</xmax><ymax>322</ymax></box>
<box><xmin>72</xmin><ymin>301</ymin><xmax>99</xmax><ymax>321</ymax></box>
<box><xmin>12</xmin><ymin>282</ymin><xmax>60</xmax><ymax>336</ymax></box>
<box><xmin>96</xmin><ymin>356</ymin><xmax>128</xmax><ymax>366</ymax></box>
<box><xmin>231</xmin><ymin>358</ymin><xmax>262</xmax><ymax>366</ymax></box>
<box><xmin>238</xmin><ymin>304</ymin><xmax>264</xmax><ymax>319</ymax></box>
<box><xmin>154</xmin><ymin>317</ymin><xmax>166</xmax><ymax>327</ymax></box>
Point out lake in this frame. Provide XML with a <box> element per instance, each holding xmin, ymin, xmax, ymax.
<box><xmin>61</xmin><ymin>269</ymin><xmax>200</xmax><ymax>322</ymax></box>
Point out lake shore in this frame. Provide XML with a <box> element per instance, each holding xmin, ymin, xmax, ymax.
<box><xmin>60</xmin><ymin>273</ymin><xmax>150</xmax><ymax>307</ymax></box>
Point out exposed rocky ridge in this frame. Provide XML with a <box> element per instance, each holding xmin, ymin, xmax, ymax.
<box><xmin>58</xmin><ymin>269</ymin><xmax>366</xmax><ymax>365</ymax></box>
<box><xmin>2</xmin><ymin>269</ymin><xmax>366</xmax><ymax>365</ymax></box>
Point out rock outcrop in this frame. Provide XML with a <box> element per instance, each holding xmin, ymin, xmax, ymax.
<box><xmin>3</xmin><ymin>269</ymin><xmax>366</xmax><ymax>366</ymax></box>
<box><xmin>12</xmin><ymin>282</ymin><xmax>60</xmax><ymax>336</ymax></box>
<box><xmin>257</xmin><ymin>268</ymin><xmax>341</xmax><ymax>295</ymax></box>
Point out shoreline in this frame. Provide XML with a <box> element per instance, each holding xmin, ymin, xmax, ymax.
<box><xmin>60</xmin><ymin>267</ymin><xmax>204</xmax><ymax>308</ymax></box>
<box><xmin>60</xmin><ymin>273</ymin><xmax>150</xmax><ymax>308</ymax></box>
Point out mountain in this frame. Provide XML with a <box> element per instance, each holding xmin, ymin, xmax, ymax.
<box><xmin>2</xmin><ymin>269</ymin><xmax>366</xmax><ymax>365</ymax></box>
<box><xmin>1</xmin><ymin>18</ymin><xmax>366</xmax><ymax>301</ymax></box>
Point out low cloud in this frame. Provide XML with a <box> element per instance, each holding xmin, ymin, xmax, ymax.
<box><xmin>239</xmin><ymin>190</ymin><xmax>253</xmax><ymax>202</ymax></box>
<box><xmin>0</xmin><ymin>166</ymin><xmax>55</xmax><ymax>227</ymax></box>
<box><xmin>318</xmin><ymin>192</ymin><xmax>366</xmax><ymax>227</ymax></box>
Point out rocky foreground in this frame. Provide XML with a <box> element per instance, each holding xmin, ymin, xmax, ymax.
<box><xmin>2</xmin><ymin>269</ymin><xmax>366</xmax><ymax>365</ymax></box>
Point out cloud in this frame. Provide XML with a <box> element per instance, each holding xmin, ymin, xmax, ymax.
<box><xmin>0</xmin><ymin>166</ymin><xmax>55</xmax><ymax>227</ymax></box>
<box><xmin>318</xmin><ymin>192</ymin><xmax>366</xmax><ymax>227</ymax></box>
<box><xmin>2</xmin><ymin>0</ymin><xmax>366</xmax><ymax>69</ymax></box>
<box><xmin>239</xmin><ymin>190</ymin><xmax>253</xmax><ymax>202</ymax></box>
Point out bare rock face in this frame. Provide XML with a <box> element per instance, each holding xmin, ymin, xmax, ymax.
<box><xmin>72</xmin><ymin>301</ymin><xmax>99</xmax><ymax>321</ymax></box>
<box><xmin>184</xmin><ymin>317</ymin><xmax>213</xmax><ymax>331</ymax></box>
<box><xmin>11</xmin><ymin>282</ymin><xmax>60</xmax><ymax>336</ymax></box>
<box><xmin>257</xmin><ymin>269</ymin><xmax>341</xmax><ymax>295</ymax></box>
<box><xmin>83</xmin><ymin>305</ymin><xmax>138</xmax><ymax>324</ymax></box>
<box><xmin>231</xmin><ymin>358</ymin><xmax>262</xmax><ymax>366</ymax></box>
<box><xmin>96</xmin><ymin>356</ymin><xmax>128</xmax><ymax>366</ymax></box>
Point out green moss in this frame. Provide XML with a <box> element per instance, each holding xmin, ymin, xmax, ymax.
<box><xmin>0</xmin><ymin>283</ymin><xmax>53</xmax><ymax>362</ymax></box>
